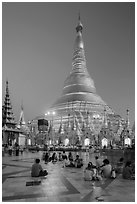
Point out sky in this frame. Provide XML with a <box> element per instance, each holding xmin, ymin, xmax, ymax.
<box><xmin>2</xmin><ymin>2</ymin><xmax>135</xmax><ymax>127</ymax></box>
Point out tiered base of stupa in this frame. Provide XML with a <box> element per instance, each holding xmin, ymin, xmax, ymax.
<box><xmin>48</xmin><ymin>100</ymin><xmax>122</xmax><ymax>146</ymax></box>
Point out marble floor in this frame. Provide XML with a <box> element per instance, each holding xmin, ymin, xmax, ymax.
<box><xmin>2</xmin><ymin>151</ymin><xmax>135</xmax><ymax>202</ymax></box>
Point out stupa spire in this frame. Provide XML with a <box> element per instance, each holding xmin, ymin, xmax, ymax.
<box><xmin>72</xmin><ymin>15</ymin><xmax>88</xmax><ymax>76</ymax></box>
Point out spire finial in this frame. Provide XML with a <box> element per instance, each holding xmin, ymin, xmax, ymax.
<box><xmin>21</xmin><ymin>100</ymin><xmax>23</xmax><ymax>110</ymax></box>
<box><xmin>6</xmin><ymin>79</ymin><xmax>8</xmax><ymax>86</ymax></box>
<box><xmin>6</xmin><ymin>79</ymin><xmax>9</xmax><ymax>94</ymax></box>
<box><xmin>78</xmin><ymin>11</ymin><xmax>80</xmax><ymax>21</ymax></box>
<box><xmin>76</xmin><ymin>13</ymin><xmax>83</xmax><ymax>33</ymax></box>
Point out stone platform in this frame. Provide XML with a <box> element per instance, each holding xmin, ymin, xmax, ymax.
<box><xmin>2</xmin><ymin>151</ymin><xmax>135</xmax><ymax>202</ymax></box>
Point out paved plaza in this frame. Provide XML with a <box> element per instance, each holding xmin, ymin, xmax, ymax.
<box><xmin>2</xmin><ymin>151</ymin><xmax>135</xmax><ymax>202</ymax></box>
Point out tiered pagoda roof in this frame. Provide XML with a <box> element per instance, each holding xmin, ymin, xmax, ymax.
<box><xmin>2</xmin><ymin>80</ymin><xmax>16</xmax><ymax>128</ymax></box>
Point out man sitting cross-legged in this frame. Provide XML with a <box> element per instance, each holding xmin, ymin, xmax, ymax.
<box><xmin>31</xmin><ymin>158</ymin><xmax>48</xmax><ymax>177</ymax></box>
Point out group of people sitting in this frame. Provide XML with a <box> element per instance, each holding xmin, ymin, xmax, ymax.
<box><xmin>84</xmin><ymin>156</ymin><xmax>135</xmax><ymax>181</ymax></box>
<box><xmin>31</xmin><ymin>152</ymin><xmax>135</xmax><ymax>180</ymax></box>
<box><xmin>111</xmin><ymin>157</ymin><xmax>135</xmax><ymax>180</ymax></box>
<box><xmin>42</xmin><ymin>151</ymin><xmax>83</xmax><ymax>168</ymax></box>
<box><xmin>42</xmin><ymin>151</ymin><xmax>60</xmax><ymax>164</ymax></box>
<box><xmin>84</xmin><ymin>157</ymin><xmax>113</xmax><ymax>181</ymax></box>
<box><xmin>31</xmin><ymin>151</ymin><xmax>84</xmax><ymax>178</ymax></box>
<box><xmin>65</xmin><ymin>152</ymin><xmax>83</xmax><ymax>168</ymax></box>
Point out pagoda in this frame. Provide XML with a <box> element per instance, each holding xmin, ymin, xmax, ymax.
<box><xmin>2</xmin><ymin>80</ymin><xmax>20</xmax><ymax>145</ymax></box>
<box><xmin>48</xmin><ymin>16</ymin><xmax>121</xmax><ymax>136</ymax></box>
<box><xmin>120</xmin><ymin>109</ymin><xmax>133</xmax><ymax>147</ymax></box>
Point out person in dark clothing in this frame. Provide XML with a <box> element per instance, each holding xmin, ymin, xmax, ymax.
<box><xmin>62</xmin><ymin>150</ymin><xmax>67</xmax><ymax>167</ymax></box>
<box><xmin>44</xmin><ymin>152</ymin><xmax>49</xmax><ymax>164</ymax></box>
<box><xmin>8</xmin><ymin>145</ymin><xmax>13</xmax><ymax>156</ymax></box>
<box><xmin>74</xmin><ymin>155</ymin><xmax>83</xmax><ymax>168</ymax></box>
<box><xmin>116</xmin><ymin>158</ymin><xmax>124</xmax><ymax>174</ymax></box>
<box><xmin>16</xmin><ymin>144</ymin><xmax>19</xmax><ymax>156</ymax></box>
<box><xmin>51</xmin><ymin>152</ymin><xmax>58</xmax><ymax>163</ymax></box>
<box><xmin>68</xmin><ymin>152</ymin><xmax>73</xmax><ymax>162</ymax></box>
<box><xmin>65</xmin><ymin>152</ymin><xmax>75</xmax><ymax>167</ymax></box>
<box><xmin>31</xmin><ymin>158</ymin><xmax>48</xmax><ymax>177</ymax></box>
<box><xmin>58</xmin><ymin>152</ymin><xmax>63</xmax><ymax>161</ymax></box>
<box><xmin>122</xmin><ymin>161</ymin><xmax>134</xmax><ymax>180</ymax></box>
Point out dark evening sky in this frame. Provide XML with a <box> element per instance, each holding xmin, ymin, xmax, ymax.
<box><xmin>2</xmin><ymin>2</ymin><xmax>135</xmax><ymax>126</ymax></box>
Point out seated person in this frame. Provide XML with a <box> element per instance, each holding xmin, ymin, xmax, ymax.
<box><xmin>31</xmin><ymin>158</ymin><xmax>48</xmax><ymax>177</ymax></box>
<box><xmin>74</xmin><ymin>155</ymin><xmax>83</xmax><ymax>168</ymax></box>
<box><xmin>58</xmin><ymin>152</ymin><xmax>63</xmax><ymax>161</ymax></box>
<box><xmin>51</xmin><ymin>152</ymin><xmax>58</xmax><ymax>163</ymax></box>
<box><xmin>65</xmin><ymin>158</ymin><xmax>75</xmax><ymax>167</ymax></box>
<box><xmin>101</xmin><ymin>159</ymin><xmax>112</xmax><ymax>178</ymax></box>
<box><xmin>131</xmin><ymin>161</ymin><xmax>135</xmax><ymax>175</ymax></box>
<box><xmin>84</xmin><ymin>162</ymin><xmax>94</xmax><ymax>181</ymax></box>
<box><xmin>116</xmin><ymin>157</ymin><xmax>124</xmax><ymax>174</ymax></box>
<box><xmin>84</xmin><ymin>162</ymin><xmax>97</xmax><ymax>181</ymax></box>
<box><xmin>68</xmin><ymin>152</ymin><xmax>73</xmax><ymax>162</ymax></box>
<box><xmin>44</xmin><ymin>152</ymin><xmax>50</xmax><ymax>164</ymax></box>
<box><xmin>62</xmin><ymin>150</ymin><xmax>67</xmax><ymax>168</ymax></box>
<box><xmin>95</xmin><ymin>156</ymin><xmax>103</xmax><ymax>169</ymax></box>
<box><xmin>122</xmin><ymin>161</ymin><xmax>134</xmax><ymax>180</ymax></box>
<box><xmin>90</xmin><ymin>162</ymin><xmax>98</xmax><ymax>180</ymax></box>
<box><xmin>62</xmin><ymin>150</ymin><xmax>67</xmax><ymax>160</ymax></box>
<box><xmin>42</xmin><ymin>152</ymin><xmax>46</xmax><ymax>160</ymax></box>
